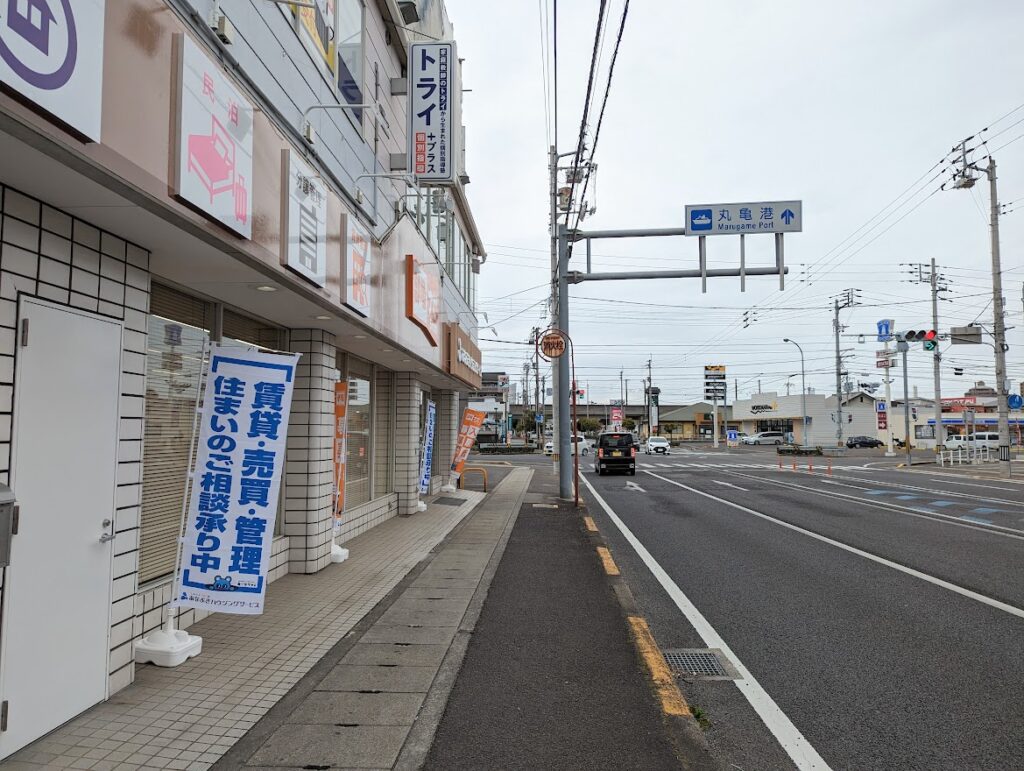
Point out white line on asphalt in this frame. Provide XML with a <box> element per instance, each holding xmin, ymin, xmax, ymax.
<box><xmin>579</xmin><ymin>474</ymin><xmax>832</xmax><ymax>771</ymax></box>
<box><xmin>713</xmin><ymin>480</ymin><xmax>748</xmax><ymax>491</ymax></box>
<box><xmin>808</xmin><ymin>470</ymin><xmax>1024</xmax><ymax>509</ymax></box>
<box><xmin>925</xmin><ymin>478</ymin><xmax>1017</xmax><ymax>492</ymax></box>
<box><xmin>717</xmin><ymin>469</ymin><xmax>1024</xmax><ymax>539</ymax></box>
<box><xmin>644</xmin><ymin>471</ymin><xmax>1024</xmax><ymax>621</ymax></box>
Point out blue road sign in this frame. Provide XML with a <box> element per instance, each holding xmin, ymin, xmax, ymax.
<box><xmin>877</xmin><ymin>319</ymin><xmax>894</xmax><ymax>342</ymax></box>
<box><xmin>535</xmin><ymin>414</ymin><xmax>544</xmax><ymax>423</ymax></box>
<box><xmin>1009</xmin><ymin>393</ymin><xmax>1023</xmax><ymax>410</ymax></box>
<box><xmin>876</xmin><ymin>401</ymin><xmax>887</xmax><ymax>412</ymax></box>
<box><xmin>781</xmin><ymin>209</ymin><xmax>796</xmax><ymax>224</ymax></box>
<box><xmin>727</xmin><ymin>429</ymin><xmax>738</xmax><ymax>441</ymax></box>
<box><xmin>689</xmin><ymin>208</ymin><xmax>713</xmax><ymax>232</ymax></box>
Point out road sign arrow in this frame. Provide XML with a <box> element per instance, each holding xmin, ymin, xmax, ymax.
<box><xmin>780</xmin><ymin>209</ymin><xmax>795</xmax><ymax>224</ymax></box>
<box><xmin>625</xmin><ymin>481</ymin><xmax>646</xmax><ymax>493</ymax></box>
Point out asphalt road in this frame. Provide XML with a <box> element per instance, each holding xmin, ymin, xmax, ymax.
<box><xmin>577</xmin><ymin>445</ymin><xmax>1024</xmax><ymax>770</ymax></box>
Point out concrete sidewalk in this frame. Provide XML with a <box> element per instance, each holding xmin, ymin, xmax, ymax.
<box><xmin>214</xmin><ymin>467</ymin><xmax>532</xmax><ymax>770</ymax></box>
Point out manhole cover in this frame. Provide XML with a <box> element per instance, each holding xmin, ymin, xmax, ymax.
<box><xmin>433</xmin><ymin>497</ymin><xmax>465</xmax><ymax>507</ymax></box>
<box><xmin>662</xmin><ymin>649</ymin><xmax>740</xmax><ymax>681</ymax></box>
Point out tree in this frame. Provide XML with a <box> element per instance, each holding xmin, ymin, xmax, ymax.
<box><xmin>622</xmin><ymin>417</ymin><xmax>636</xmax><ymax>431</ymax></box>
<box><xmin>576</xmin><ymin>417</ymin><xmax>601</xmax><ymax>434</ymax></box>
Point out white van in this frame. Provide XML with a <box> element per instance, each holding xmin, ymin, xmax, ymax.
<box><xmin>967</xmin><ymin>432</ymin><xmax>1001</xmax><ymax>449</ymax></box>
<box><xmin>943</xmin><ymin>434</ymin><xmax>967</xmax><ymax>450</ymax></box>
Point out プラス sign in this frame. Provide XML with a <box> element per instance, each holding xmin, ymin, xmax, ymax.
<box><xmin>177</xmin><ymin>345</ymin><xmax>300</xmax><ymax>615</ymax></box>
<box><xmin>685</xmin><ymin>201</ymin><xmax>802</xmax><ymax>236</ymax></box>
<box><xmin>408</xmin><ymin>41</ymin><xmax>457</xmax><ymax>184</ymax></box>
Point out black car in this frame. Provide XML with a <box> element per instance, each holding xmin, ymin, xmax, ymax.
<box><xmin>594</xmin><ymin>431</ymin><xmax>636</xmax><ymax>476</ymax></box>
<box><xmin>846</xmin><ymin>435</ymin><xmax>883</xmax><ymax>448</ymax></box>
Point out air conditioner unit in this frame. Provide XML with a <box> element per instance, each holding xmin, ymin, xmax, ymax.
<box><xmin>210</xmin><ymin>13</ymin><xmax>235</xmax><ymax>45</ymax></box>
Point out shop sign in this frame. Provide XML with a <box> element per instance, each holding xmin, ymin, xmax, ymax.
<box><xmin>407</xmin><ymin>41</ymin><xmax>457</xmax><ymax>184</ymax></box>
<box><xmin>174</xmin><ymin>35</ymin><xmax>254</xmax><ymax>238</ymax></box>
<box><xmin>877</xmin><ymin>412</ymin><xmax>887</xmax><ymax>430</ymax></box>
<box><xmin>539</xmin><ymin>331</ymin><xmax>566</xmax><ymax>359</ymax></box>
<box><xmin>750</xmin><ymin>401</ymin><xmax>778</xmax><ymax>414</ymax></box>
<box><xmin>405</xmin><ymin>254</ymin><xmax>441</xmax><ymax>346</ymax></box>
<box><xmin>418</xmin><ymin>399</ymin><xmax>436</xmax><ymax>495</ymax></box>
<box><xmin>941</xmin><ymin>396</ymin><xmax>976</xmax><ymax>412</ymax></box>
<box><xmin>444</xmin><ymin>322</ymin><xmax>482</xmax><ymax>388</ymax></box>
<box><xmin>177</xmin><ymin>345</ymin><xmax>300</xmax><ymax>615</ymax></box>
<box><xmin>449</xmin><ymin>408</ymin><xmax>485</xmax><ymax>482</ymax></box>
<box><xmin>611</xmin><ymin>406</ymin><xmax>623</xmax><ymax>425</ymax></box>
<box><xmin>333</xmin><ymin>381</ymin><xmax>348</xmax><ymax>529</ymax></box>
<box><xmin>0</xmin><ymin>0</ymin><xmax>105</xmax><ymax>141</ymax></box>
<box><xmin>345</xmin><ymin>216</ymin><xmax>372</xmax><ymax>317</ymax></box>
<box><xmin>281</xmin><ymin>150</ymin><xmax>327</xmax><ymax>287</ymax></box>
<box><xmin>290</xmin><ymin>0</ymin><xmax>337</xmax><ymax>75</ymax></box>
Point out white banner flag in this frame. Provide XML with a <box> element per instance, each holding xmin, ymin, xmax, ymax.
<box><xmin>177</xmin><ymin>345</ymin><xmax>300</xmax><ymax>615</ymax></box>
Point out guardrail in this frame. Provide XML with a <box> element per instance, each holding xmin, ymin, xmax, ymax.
<box><xmin>938</xmin><ymin>446</ymin><xmax>992</xmax><ymax>466</ymax></box>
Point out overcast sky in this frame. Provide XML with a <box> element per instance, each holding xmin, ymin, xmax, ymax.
<box><xmin>448</xmin><ymin>0</ymin><xmax>1024</xmax><ymax>408</ymax></box>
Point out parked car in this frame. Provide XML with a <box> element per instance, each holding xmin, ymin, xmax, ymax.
<box><xmin>746</xmin><ymin>431</ymin><xmax>785</xmax><ymax>446</ymax></box>
<box><xmin>543</xmin><ymin>436</ymin><xmax>590</xmax><ymax>456</ymax></box>
<box><xmin>644</xmin><ymin>436</ymin><xmax>671</xmax><ymax>454</ymax></box>
<box><xmin>594</xmin><ymin>431</ymin><xmax>637</xmax><ymax>476</ymax></box>
<box><xmin>943</xmin><ymin>434</ymin><xmax>967</xmax><ymax>451</ymax></box>
<box><xmin>966</xmin><ymin>432</ymin><xmax>1001</xmax><ymax>450</ymax></box>
<box><xmin>846</xmin><ymin>435</ymin><xmax>883</xmax><ymax>448</ymax></box>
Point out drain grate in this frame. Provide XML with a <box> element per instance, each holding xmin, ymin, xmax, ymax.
<box><xmin>662</xmin><ymin>649</ymin><xmax>740</xmax><ymax>681</ymax></box>
<box><xmin>433</xmin><ymin>496</ymin><xmax>465</xmax><ymax>507</ymax></box>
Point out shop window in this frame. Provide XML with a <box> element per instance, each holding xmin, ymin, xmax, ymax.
<box><xmin>374</xmin><ymin>369</ymin><xmax>393</xmax><ymax>497</ymax></box>
<box><xmin>341</xmin><ymin>355</ymin><xmax>373</xmax><ymax>507</ymax></box>
<box><xmin>222</xmin><ymin>308</ymin><xmax>287</xmax><ymax>351</ymax></box>
<box><xmin>138</xmin><ymin>284</ymin><xmax>213</xmax><ymax>584</ymax></box>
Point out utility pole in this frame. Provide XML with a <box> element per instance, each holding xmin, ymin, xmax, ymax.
<box><xmin>833</xmin><ymin>288</ymin><xmax>859</xmax><ymax>446</ymax></box>
<box><xmin>735</xmin><ymin>378</ymin><xmax>738</xmax><ymax>402</ymax></box>
<box><xmin>625</xmin><ymin>379</ymin><xmax>629</xmax><ymax>407</ymax></box>
<box><xmin>647</xmin><ymin>358</ymin><xmax>653</xmax><ymax>436</ymax></box>
<box><xmin>929</xmin><ymin>259</ymin><xmax>944</xmax><ymax>454</ymax></box>
<box><xmin>619</xmin><ymin>370</ymin><xmax>624</xmax><ymax>406</ymax></box>
<box><xmin>549</xmin><ymin>145</ymin><xmax>561</xmax><ymax>476</ymax></box>
<box><xmin>899</xmin><ymin>339</ymin><xmax>913</xmax><ymax>467</ymax></box>
<box><xmin>883</xmin><ymin>338</ymin><xmax>895</xmax><ymax>456</ymax></box>
<box><xmin>533</xmin><ymin>326</ymin><xmax>541</xmax><ymax>425</ymax></box>
<box><xmin>950</xmin><ymin>144</ymin><xmax>1011</xmax><ymax>477</ymax></box>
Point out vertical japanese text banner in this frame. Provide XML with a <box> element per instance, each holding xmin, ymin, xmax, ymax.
<box><xmin>449</xmin><ymin>408</ymin><xmax>485</xmax><ymax>481</ymax></box>
<box><xmin>407</xmin><ymin>41</ymin><xmax>457</xmax><ymax>185</ymax></box>
<box><xmin>333</xmin><ymin>380</ymin><xmax>349</xmax><ymax>529</ymax></box>
<box><xmin>419</xmin><ymin>400</ymin><xmax>437</xmax><ymax>496</ymax></box>
<box><xmin>177</xmin><ymin>346</ymin><xmax>300</xmax><ymax>615</ymax></box>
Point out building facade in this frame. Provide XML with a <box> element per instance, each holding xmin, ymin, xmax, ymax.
<box><xmin>732</xmin><ymin>391</ymin><xmax>878</xmax><ymax>446</ymax></box>
<box><xmin>0</xmin><ymin>0</ymin><xmax>484</xmax><ymax>757</ymax></box>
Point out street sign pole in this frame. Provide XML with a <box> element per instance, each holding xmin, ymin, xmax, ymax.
<box><xmin>884</xmin><ymin>338</ymin><xmax>895</xmax><ymax>456</ymax></box>
<box><xmin>900</xmin><ymin>341</ymin><xmax>913</xmax><ymax>467</ymax></box>
<box><xmin>713</xmin><ymin>396</ymin><xmax>719</xmax><ymax>449</ymax></box>
<box><xmin>556</xmin><ymin>225</ymin><xmax>572</xmax><ymax>499</ymax></box>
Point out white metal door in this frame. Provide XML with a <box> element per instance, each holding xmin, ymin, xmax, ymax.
<box><xmin>0</xmin><ymin>299</ymin><xmax>122</xmax><ymax>758</ymax></box>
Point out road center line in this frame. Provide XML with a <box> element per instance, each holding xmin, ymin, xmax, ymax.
<box><xmin>643</xmin><ymin>471</ymin><xmax>1024</xmax><ymax>621</ymax></box>
<box><xmin>580</xmin><ymin>474</ymin><xmax>832</xmax><ymax>771</ymax></box>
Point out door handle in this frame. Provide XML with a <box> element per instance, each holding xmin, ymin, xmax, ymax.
<box><xmin>99</xmin><ymin>518</ymin><xmax>116</xmax><ymax>544</ymax></box>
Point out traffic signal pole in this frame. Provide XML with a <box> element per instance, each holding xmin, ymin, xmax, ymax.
<box><xmin>930</xmin><ymin>258</ymin><xmax>944</xmax><ymax>456</ymax></box>
<box><xmin>900</xmin><ymin>342</ymin><xmax>913</xmax><ymax>467</ymax></box>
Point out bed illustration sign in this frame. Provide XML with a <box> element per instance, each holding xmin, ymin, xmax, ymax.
<box><xmin>174</xmin><ymin>34</ymin><xmax>254</xmax><ymax>238</ymax></box>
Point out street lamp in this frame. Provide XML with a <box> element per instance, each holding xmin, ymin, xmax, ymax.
<box><xmin>783</xmin><ymin>338</ymin><xmax>808</xmax><ymax>445</ymax></box>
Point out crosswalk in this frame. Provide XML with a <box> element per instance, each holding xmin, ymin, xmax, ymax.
<box><xmin>636</xmin><ymin>461</ymin><xmax>880</xmax><ymax>471</ymax></box>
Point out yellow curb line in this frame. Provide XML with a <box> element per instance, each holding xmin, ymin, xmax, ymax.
<box><xmin>628</xmin><ymin>616</ymin><xmax>691</xmax><ymax>717</ymax></box>
<box><xmin>596</xmin><ymin>546</ymin><xmax>619</xmax><ymax>576</ymax></box>
<box><xmin>583</xmin><ymin>515</ymin><xmax>598</xmax><ymax>532</ymax></box>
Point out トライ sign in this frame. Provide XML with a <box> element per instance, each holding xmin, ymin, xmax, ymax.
<box><xmin>408</xmin><ymin>41</ymin><xmax>457</xmax><ymax>184</ymax></box>
<box><xmin>685</xmin><ymin>201</ymin><xmax>802</xmax><ymax>236</ymax></box>
<box><xmin>177</xmin><ymin>346</ymin><xmax>300</xmax><ymax>615</ymax></box>
<box><xmin>0</xmin><ymin>0</ymin><xmax>105</xmax><ymax>141</ymax></box>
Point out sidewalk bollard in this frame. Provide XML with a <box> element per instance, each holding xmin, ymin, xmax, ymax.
<box><xmin>778</xmin><ymin>457</ymin><xmax>782</xmax><ymax>470</ymax></box>
<box><xmin>827</xmin><ymin>459</ymin><xmax>832</xmax><ymax>476</ymax></box>
<box><xmin>791</xmin><ymin>461</ymin><xmax>796</xmax><ymax>472</ymax></box>
<box><xmin>809</xmin><ymin>461</ymin><xmax>814</xmax><ymax>473</ymax></box>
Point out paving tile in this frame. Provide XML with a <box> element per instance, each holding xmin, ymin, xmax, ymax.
<box><xmin>316</xmin><ymin>665</ymin><xmax>437</xmax><ymax>693</ymax></box>
<box><xmin>287</xmin><ymin>691</ymin><xmax>423</xmax><ymax>725</ymax></box>
<box><xmin>357</xmin><ymin>625</ymin><xmax>458</xmax><ymax>645</ymax></box>
<box><xmin>340</xmin><ymin>643</ymin><xmax>448</xmax><ymax>668</ymax></box>
<box><xmin>248</xmin><ymin>724</ymin><xmax>407</xmax><ymax>769</ymax></box>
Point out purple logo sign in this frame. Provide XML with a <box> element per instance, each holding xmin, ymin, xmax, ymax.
<box><xmin>0</xmin><ymin>0</ymin><xmax>77</xmax><ymax>89</ymax></box>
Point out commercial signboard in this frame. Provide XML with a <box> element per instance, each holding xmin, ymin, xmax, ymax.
<box><xmin>174</xmin><ymin>35</ymin><xmax>254</xmax><ymax>238</ymax></box>
<box><xmin>875</xmin><ymin>349</ymin><xmax>895</xmax><ymax>369</ymax></box>
<box><xmin>0</xmin><ymin>0</ymin><xmax>105</xmax><ymax>141</ymax></box>
<box><xmin>450</xmin><ymin>408</ymin><xmax>485</xmax><ymax>482</ymax></box>
<box><xmin>418</xmin><ymin>399</ymin><xmax>437</xmax><ymax>495</ymax></box>
<box><xmin>177</xmin><ymin>346</ymin><xmax>300</xmax><ymax>615</ymax></box>
<box><xmin>345</xmin><ymin>216</ymin><xmax>372</xmax><ymax>316</ymax></box>
<box><xmin>281</xmin><ymin>150</ymin><xmax>327</xmax><ymax>287</ymax></box>
<box><xmin>444</xmin><ymin>323</ymin><xmax>482</xmax><ymax>389</ymax></box>
<box><xmin>685</xmin><ymin>201</ymin><xmax>802</xmax><ymax>236</ymax></box>
<box><xmin>611</xmin><ymin>406</ymin><xmax>623</xmax><ymax>426</ymax></box>
<box><xmin>539</xmin><ymin>331</ymin><xmax>566</xmax><ymax>359</ymax></box>
<box><xmin>941</xmin><ymin>396</ymin><xmax>977</xmax><ymax>413</ymax></box>
<box><xmin>408</xmin><ymin>41</ymin><xmax>457</xmax><ymax>184</ymax></box>
<box><xmin>877</xmin><ymin>412</ymin><xmax>888</xmax><ymax>430</ymax></box>
<box><xmin>289</xmin><ymin>0</ymin><xmax>337</xmax><ymax>75</ymax></box>
<box><xmin>333</xmin><ymin>381</ymin><xmax>349</xmax><ymax>528</ymax></box>
<box><xmin>406</xmin><ymin>254</ymin><xmax>441</xmax><ymax>346</ymax></box>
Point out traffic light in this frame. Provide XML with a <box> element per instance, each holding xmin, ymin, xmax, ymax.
<box><xmin>902</xmin><ymin>329</ymin><xmax>938</xmax><ymax>351</ymax></box>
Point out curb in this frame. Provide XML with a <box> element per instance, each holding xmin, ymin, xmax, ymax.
<box><xmin>578</xmin><ymin>500</ymin><xmax>724</xmax><ymax>771</ymax></box>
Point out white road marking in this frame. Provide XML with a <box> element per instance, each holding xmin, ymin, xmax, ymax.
<box><xmin>580</xmin><ymin>474</ymin><xmax>832</xmax><ymax>771</ymax></box>
<box><xmin>625</xmin><ymin>481</ymin><xmax>646</xmax><ymax>493</ymax></box>
<box><xmin>925</xmin><ymin>478</ymin><xmax>1017</xmax><ymax>492</ymax></box>
<box><xmin>713</xmin><ymin>480</ymin><xmax>748</xmax><ymax>491</ymax></box>
<box><xmin>644</xmin><ymin>470</ymin><xmax>1024</xmax><ymax>620</ymax></box>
